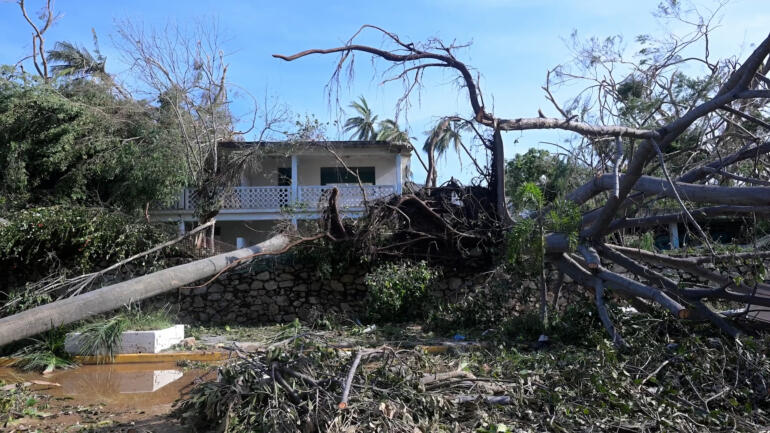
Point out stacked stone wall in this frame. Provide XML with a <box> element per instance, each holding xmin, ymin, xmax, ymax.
<box><xmin>142</xmin><ymin>254</ymin><xmax>770</xmax><ymax>325</ymax></box>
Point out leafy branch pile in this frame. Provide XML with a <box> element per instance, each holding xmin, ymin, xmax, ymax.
<box><xmin>0</xmin><ymin>206</ymin><xmax>179</xmax><ymax>315</ymax></box>
<box><xmin>176</xmin><ymin>309</ymin><xmax>769</xmax><ymax>433</ymax></box>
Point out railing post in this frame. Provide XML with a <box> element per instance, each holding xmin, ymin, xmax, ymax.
<box><xmin>395</xmin><ymin>153</ymin><xmax>403</xmax><ymax>195</ymax></box>
<box><xmin>291</xmin><ymin>155</ymin><xmax>299</xmax><ymax>205</ymax></box>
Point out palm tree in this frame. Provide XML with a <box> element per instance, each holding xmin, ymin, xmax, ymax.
<box><xmin>422</xmin><ymin>119</ymin><xmax>465</xmax><ymax>187</ymax></box>
<box><xmin>376</xmin><ymin>119</ymin><xmax>409</xmax><ymax>144</ymax></box>
<box><xmin>47</xmin><ymin>40</ymin><xmax>107</xmax><ymax>80</ymax></box>
<box><xmin>343</xmin><ymin>96</ymin><xmax>378</xmax><ymax>141</ymax></box>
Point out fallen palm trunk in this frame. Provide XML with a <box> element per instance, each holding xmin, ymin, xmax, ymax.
<box><xmin>0</xmin><ymin>234</ymin><xmax>291</xmax><ymax>348</ymax></box>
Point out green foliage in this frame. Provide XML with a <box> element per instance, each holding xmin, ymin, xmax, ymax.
<box><xmin>428</xmin><ymin>278</ymin><xmax>514</xmax><ymax>333</ymax></box>
<box><xmin>546</xmin><ymin>199</ymin><xmax>582</xmax><ymax>251</ymax></box>
<box><xmin>343</xmin><ymin>96</ymin><xmax>379</xmax><ymax>141</ymax></box>
<box><xmin>0</xmin><ymin>67</ymin><xmax>187</xmax><ymax>211</ymax></box>
<box><xmin>506</xmin><ymin>182</ymin><xmax>545</xmax><ymax>274</ymax></box>
<box><xmin>11</xmin><ymin>327</ymin><xmax>75</xmax><ymax>373</ymax></box>
<box><xmin>177</xmin><ymin>311</ymin><xmax>770</xmax><ymax>432</ymax></box>
<box><xmin>288</xmin><ymin>237</ymin><xmax>360</xmax><ymax>280</ymax></box>
<box><xmin>506</xmin><ymin>218</ymin><xmax>542</xmax><ymax>273</ymax></box>
<box><xmin>0</xmin><ymin>206</ymin><xmax>173</xmax><ymax>284</ymax></box>
<box><xmin>1</xmin><ymin>289</ymin><xmax>53</xmax><ymax>316</ymax></box>
<box><xmin>364</xmin><ymin>261</ymin><xmax>439</xmax><ymax>322</ymax></box>
<box><xmin>502</xmin><ymin>301</ymin><xmax>602</xmax><ymax>345</ymax></box>
<box><xmin>76</xmin><ymin>315</ymin><xmax>129</xmax><ymax>360</ymax></box>
<box><xmin>505</xmin><ymin>148</ymin><xmax>587</xmax><ymax>208</ymax></box>
<box><xmin>507</xmin><ymin>184</ymin><xmax>581</xmax><ymax>273</ymax></box>
<box><xmin>0</xmin><ymin>380</ymin><xmax>47</xmax><ymax>425</ymax></box>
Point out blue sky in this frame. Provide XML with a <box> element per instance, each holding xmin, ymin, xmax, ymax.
<box><xmin>2</xmin><ymin>0</ymin><xmax>767</xmax><ymax>184</ymax></box>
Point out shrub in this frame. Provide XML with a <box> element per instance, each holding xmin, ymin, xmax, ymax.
<box><xmin>364</xmin><ymin>261</ymin><xmax>439</xmax><ymax>322</ymax></box>
<box><xmin>0</xmin><ymin>206</ymin><xmax>174</xmax><ymax>284</ymax></box>
<box><xmin>11</xmin><ymin>327</ymin><xmax>75</xmax><ymax>373</ymax></box>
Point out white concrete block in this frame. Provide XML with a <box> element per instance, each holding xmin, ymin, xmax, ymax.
<box><xmin>65</xmin><ymin>325</ymin><xmax>185</xmax><ymax>355</ymax></box>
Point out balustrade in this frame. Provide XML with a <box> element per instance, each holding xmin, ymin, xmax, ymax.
<box><xmin>158</xmin><ymin>185</ymin><xmax>396</xmax><ymax>212</ymax></box>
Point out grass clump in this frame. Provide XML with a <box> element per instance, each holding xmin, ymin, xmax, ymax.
<box><xmin>11</xmin><ymin>328</ymin><xmax>75</xmax><ymax>373</ymax></box>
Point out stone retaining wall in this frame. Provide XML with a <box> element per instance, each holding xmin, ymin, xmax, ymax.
<box><xmin>142</xmin><ymin>253</ymin><xmax>769</xmax><ymax>325</ymax></box>
<box><xmin>144</xmin><ymin>254</ymin><xmax>586</xmax><ymax>324</ymax></box>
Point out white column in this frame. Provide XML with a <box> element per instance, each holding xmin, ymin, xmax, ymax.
<box><xmin>291</xmin><ymin>155</ymin><xmax>299</xmax><ymax>204</ymax></box>
<box><xmin>177</xmin><ymin>220</ymin><xmax>185</xmax><ymax>236</ymax></box>
<box><xmin>669</xmin><ymin>222</ymin><xmax>680</xmax><ymax>249</ymax></box>
<box><xmin>394</xmin><ymin>153</ymin><xmax>403</xmax><ymax>195</ymax></box>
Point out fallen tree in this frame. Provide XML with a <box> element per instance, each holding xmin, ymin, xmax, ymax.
<box><xmin>0</xmin><ymin>234</ymin><xmax>292</xmax><ymax>347</ymax></box>
<box><xmin>271</xmin><ymin>15</ymin><xmax>770</xmax><ymax>343</ymax></box>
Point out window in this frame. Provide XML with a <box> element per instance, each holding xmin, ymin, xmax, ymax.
<box><xmin>320</xmin><ymin>167</ymin><xmax>375</xmax><ymax>185</ymax></box>
<box><xmin>278</xmin><ymin>167</ymin><xmax>292</xmax><ymax>186</ymax></box>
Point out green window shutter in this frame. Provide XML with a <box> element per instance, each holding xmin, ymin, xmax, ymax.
<box><xmin>320</xmin><ymin>167</ymin><xmax>375</xmax><ymax>185</ymax></box>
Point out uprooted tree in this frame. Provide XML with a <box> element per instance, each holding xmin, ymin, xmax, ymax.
<box><xmin>268</xmin><ymin>16</ymin><xmax>770</xmax><ymax>342</ymax></box>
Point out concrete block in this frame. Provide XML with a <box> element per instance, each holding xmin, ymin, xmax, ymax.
<box><xmin>65</xmin><ymin>325</ymin><xmax>185</xmax><ymax>355</ymax></box>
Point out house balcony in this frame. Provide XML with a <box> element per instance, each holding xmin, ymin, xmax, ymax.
<box><xmin>154</xmin><ymin>184</ymin><xmax>397</xmax><ymax>221</ymax></box>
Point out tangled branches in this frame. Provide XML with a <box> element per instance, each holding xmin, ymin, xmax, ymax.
<box><xmin>275</xmin><ymin>19</ymin><xmax>770</xmax><ymax>342</ymax></box>
<box><xmin>330</xmin><ymin>180</ymin><xmax>504</xmax><ymax>268</ymax></box>
<box><xmin>176</xmin><ymin>311</ymin><xmax>770</xmax><ymax>432</ymax></box>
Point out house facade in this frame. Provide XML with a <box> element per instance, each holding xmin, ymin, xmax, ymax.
<box><xmin>152</xmin><ymin>140</ymin><xmax>411</xmax><ymax>247</ymax></box>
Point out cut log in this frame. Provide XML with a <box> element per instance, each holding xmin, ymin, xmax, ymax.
<box><xmin>0</xmin><ymin>234</ymin><xmax>291</xmax><ymax>348</ymax></box>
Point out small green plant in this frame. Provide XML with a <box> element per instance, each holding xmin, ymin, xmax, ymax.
<box><xmin>12</xmin><ymin>327</ymin><xmax>75</xmax><ymax>373</ymax></box>
<box><xmin>364</xmin><ymin>261</ymin><xmax>439</xmax><ymax>321</ymax></box>
<box><xmin>634</xmin><ymin>231</ymin><xmax>655</xmax><ymax>251</ymax></box>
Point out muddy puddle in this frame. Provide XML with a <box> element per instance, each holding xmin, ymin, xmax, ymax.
<box><xmin>0</xmin><ymin>362</ymin><xmax>213</xmax><ymax>410</ymax></box>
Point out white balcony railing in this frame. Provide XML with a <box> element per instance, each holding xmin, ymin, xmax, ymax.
<box><xmin>298</xmin><ymin>185</ymin><xmax>395</xmax><ymax>209</ymax></box>
<box><xmin>159</xmin><ymin>185</ymin><xmax>396</xmax><ymax>212</ymax></box>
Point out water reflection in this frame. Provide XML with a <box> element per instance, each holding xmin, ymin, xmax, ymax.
<box><xmin>0</xmin><ymin>362</ymin><xmax>209</xmax><ymax>409</ymax></box>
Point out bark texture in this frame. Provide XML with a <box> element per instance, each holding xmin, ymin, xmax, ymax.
<box><xmin>0</xmin><ymin>235</ymin><xmax>291</xmax><ymax>347</ymax></box>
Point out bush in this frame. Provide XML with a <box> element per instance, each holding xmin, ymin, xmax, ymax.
<box><xmin>364</xmin><ymin>261</ymin><xmax>439</xmax><ymax>322</ymax></box>
<box><xmin>10</xmin><ymin>327</ymin><xmax>75</xmax><ymax>373</ymax></box>
<box><xmin>0</xmin><ymin>206</ymin><xmax>173</xmax><ymax>284</ymax></box>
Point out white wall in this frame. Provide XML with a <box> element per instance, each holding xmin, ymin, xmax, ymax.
<box><xmin>297</xmin><ymin>154</ymin><xmax>396</xmax><ymax>185</ymax></box>
<box><xmin>241</xmin><ymin>151</ymin><xmax>404</xmax><ymax>186</ymax></box>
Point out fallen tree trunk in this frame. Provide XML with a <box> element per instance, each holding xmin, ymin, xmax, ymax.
<box><xmin>0</xmin><ymin>234</ymin><xmax>291</xmax><ymax>348</ymax></box>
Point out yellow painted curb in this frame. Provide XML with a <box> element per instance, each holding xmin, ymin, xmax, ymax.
<box><xmin>1</xmin><ymin>352</ymin><xmax>231</xmax><ymax>367</ymax></box>
<box><xmin>74</xmin><ymin>351</ymin><xmax>232</xmax><ymax>364</ymax></box>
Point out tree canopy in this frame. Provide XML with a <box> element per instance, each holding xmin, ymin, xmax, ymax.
<box><xmin>0</xmin><ymin>67</ymin><xmax>188</xmax><ymax>212</ymax></box>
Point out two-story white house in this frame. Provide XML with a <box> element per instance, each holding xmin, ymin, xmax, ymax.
<box><xmin>152</xmin><ymin>140</ymin><xmax>411</xmax><ymax>248</ymax></box>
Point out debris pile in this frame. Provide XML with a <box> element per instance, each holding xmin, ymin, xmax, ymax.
<box><xmin>176</xmin><ymin>311</ymin><xmax>770</xmax><ymax>432</ymax></box>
